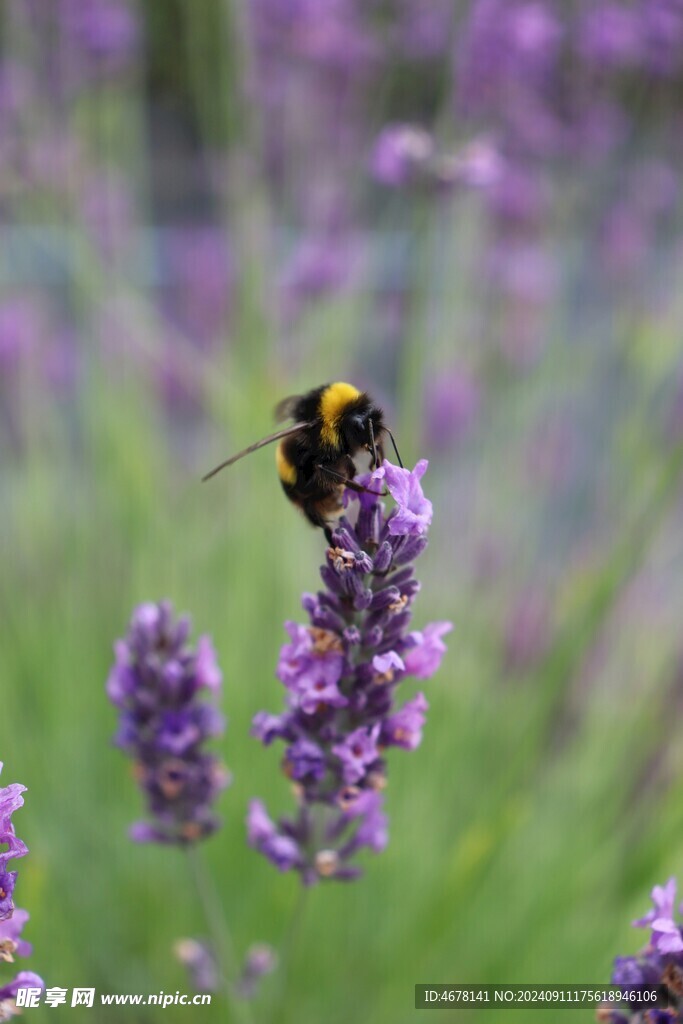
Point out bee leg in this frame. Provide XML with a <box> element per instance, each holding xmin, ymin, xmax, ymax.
<box><xmin>315</xmin><ymin>464</ymin><xmax>387</xmax><ymax>497</ymax></box>
<box><xmin>344</xmin><ymin>479</ymin><xmax>388</xmax><ymax>497</ymax></box>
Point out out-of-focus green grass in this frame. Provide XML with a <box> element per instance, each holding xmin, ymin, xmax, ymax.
<box><xmin>5</xmin><ymin>320</ymin><xmax>683</xmax><ymax>1024</ymax></box>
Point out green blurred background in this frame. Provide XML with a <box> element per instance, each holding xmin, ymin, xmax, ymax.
<box><xmin>4</xmin><ymin>0</ymin><xmax>683</xmax><ymax>1020</ymax></box>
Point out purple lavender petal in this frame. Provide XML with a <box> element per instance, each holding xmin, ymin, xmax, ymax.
<box><xmin>402</xmin><ymin>622</ymin><xmax>452</xmax><ymax>679</ymax></box>
<box><xmin>381</xmin><ymin>693</ymin><xmax>429</xmax><ymax>750</ymax></box>
<box><xmin>0</xmin><ymin>970</ymin><xmax>45</xmax><ymax>1004</ymax></box>
<box><xmin>332</xmin><ymin>725</ymin><xmax>380</xmax><ymax>785</ymax></box>
<box><xmin>383</xmin><ymin>460</ymin><xmax>433</xmax><ymax>536</ymax></box>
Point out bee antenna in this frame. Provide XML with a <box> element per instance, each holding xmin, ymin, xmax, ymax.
<box><xmin>201</xmin><ymin>422</ymin><xmax>309</xmax><ymax>481</ymax></box>
<box><xmin>386</xmin><ymin>428</ymin><xmax>403</xmax><ymax>468</ymax></box>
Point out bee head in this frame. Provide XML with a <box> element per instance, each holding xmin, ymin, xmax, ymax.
<box><xmin>343</xmin><ymin>406</ymin><xmax>385</xmax><ymax>467</ymax></box>
<box><xmin>346</xmin><ymin>412</ymin><xmax>368</xmax><ymax>443</ymax></box>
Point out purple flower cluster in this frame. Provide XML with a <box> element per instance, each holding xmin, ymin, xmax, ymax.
<box><xmin>364</xmin><ymin>1</ymin><xmax>683</xmax><ymax>364</ymax></box>
<box><xmin>236</xmin><ymin>944</ymin><xmax>278</xmax><ymax>999</ymax></box>
<box><xmin>62</xmin><ymin>0</ymin><xmax>140</xmax><ymax>68</ymax></box>
<box><xmin>454</xmin><ymin>1</ymin><xmax>683</xmax><ymax>236</ymax></box>
<box><xmin>248</xmin><ymin>460</ymin><xmax>451</xmax><ymax>883</ymax></box>
<box><xmin>371</xmin><ymin>125</ymin><xmax>502</xmax><ymax>192</ymax></box>
<box><xmin>0</xmin><ymin>764</ymin><xmax>43</xmax><ymax>1020</ymax></box>
<box><xmin>107</xmin><ymin>602</ymin><xmax>229</xmax><ymax>845</ymax></box>
<box><xmin>57</xmin><ymin>0</ymin><xmax>141</xmax><ymax>81</ymax></box>
<box><xmin>455</xmin><ymin>0</ymin><xmax>683</xmax><ymax>160</ymax></box>
<box><xmin>599</xmin><ymin>877</ymin><xmax>683</xmax><ymax>1022</ymax></box>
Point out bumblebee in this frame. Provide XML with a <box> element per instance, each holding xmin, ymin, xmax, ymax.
<box><xmin>203</xmin><ymin>382</ymin><xmax>401</xmax><ymax>532</ymax></box>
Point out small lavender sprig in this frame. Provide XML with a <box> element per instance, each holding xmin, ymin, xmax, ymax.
<box><xmin>248</xmin><ymin>459</ymin><xmax>452</xmax><ymax>884</ymax></box>
<box><xmin>0</xmin><ymin>763</ymin><xmax>44</xmax><ymax>1021</ymax></box>
<box><xmin>107</xmin><ymin>601</ymin><xmax>230</xmax><ymax>844</ymax></box>
<box><xmin>0</xmin><ymin>766</ymin><xmax>27</xmax><ymax>923</ymax></box>
<box><xmin>598</xmin><ymin>877</ymin><xmax>683</xmax><ymax>1023</ymax></box>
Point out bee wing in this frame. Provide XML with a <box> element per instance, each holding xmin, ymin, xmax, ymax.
<box><xmin>202</xmin><ymin>423</ymin><xmax>309</xmax><ymax>481</ymax></box>
<box><xmin>274</xmin><ymin>395</ymin><xmax>302</xmax><ymax>422</ymax></box>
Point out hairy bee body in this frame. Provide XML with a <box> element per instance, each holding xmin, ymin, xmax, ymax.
<box><xmin>203</xmin><ymin>381</ymin><xmax>397</xmax><ymax>533</ymax></box>
<box><xmin>275</xmin><ymin>383</ymin><xmax>386</xmax><ymax>529</ymax></box>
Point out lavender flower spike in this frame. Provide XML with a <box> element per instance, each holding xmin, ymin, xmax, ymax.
<box><xmin>249</xmin><ymin>460</ymin><xmax>452</xmax><ymax>883</ymax></box>
<box><xmin>0</xmin><ymin>763</ymin><xmax>44</xmax><ymax>1021</ymax></box>
<box><xmin>107</xmin><ymin>601</ymin><xmax>230</xmax><ymax>845</ymax></box>
<box><xmin>598</xmin><ymin>875</ymin><xmax>683</xmax><ymax>1023</ymax></box>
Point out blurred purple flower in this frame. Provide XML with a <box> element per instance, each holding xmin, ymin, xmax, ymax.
<box><xmin>600</xmin><ymin>875</ymin><xmax>683</xmax><ymax>1020</ymax></box>
<box><xmin>0</xmin><ymin>62</ymin><xmax>33</xmax><ymax>122</ymax></box>
<box><xmin>503</xmin><ymin>587</ymin><xmax>551</xmax><ymax>674</ymax></box>
<box><xmin>566</xmin><ymin>100</ymin><xmax>627</xmax><ymax>164</ymax></box>
<box><xmin>641</xmin><ymin>0</ymin><xmax>683</xmax><ymax>76</ymax></box>
<box><xmin>247</xmin><ymin>0</ymin><xmax>379</xmax><ymax>205</ymax></box>
<box><xmin>578</xmin><ymin>5</ymin><xmax>642</xmax><ymax>69</ymax></box>
<box><xmin>60</xmin><ymin>0</ymin><xmax>140</xmax><ymax>74</ymax></box>
<box><xmin>174</xmin><ymin>938</ymin><xmax>219</xmax><ymax>993</ymax></box>
<box><xmin>395</xmin><ymin>1</ymin><xmax>453</xmax><ymax>58</ymax></box>
<box><xmin>455</xmin><ymin>0</ymin><xmax>653</xmax><ymax>180</ymax></box>
<box><xmin>578</xmin><ymin>0</ymin><xmax>683</xmax><ymax>78</ymax></box>
<box><xmin>281</xmin><ymin>231</ymin><xmax>359</xmax><ymax>323</ymax></box>
<box><xmin>457</xmin><ymin>0</ymin><xmax>562</xmax><ymax>117</ymax></box>
<box><xmin>380</xmin><ymin>692</ymin><xmax>429</xmax><ymax>750</ymax></box>
<box><xmin>598</xmin><ymin>158</ymin><xmax>680</xmax><ymax>285</ymax></box>
<box><xmin>487</xmin><ymin>164</ymin><xmax>549</xmax><ymax>227</ymax></box>
<box><xmin>332</xmin><ymin>724</ymin><xmax>381</xmax><ymax>784</ymax></box>
<box><xmin>164</xmin><ymin>227</ymin><xmax>233</xmax><ymax>347</ymax></box>
<box><xmin>0</xmin><ymin>300</ymin><xmax>41</xmax><ymax>369</ymax></box>
<box><xmin>633</xmin><ymin>877</ymin><xmax>677</xmax><ymax>928</ymax></box>
<box><xmin>370</xmin><ymin>124</ymin><xmax>434</xmax><ymax>187</ymax></box>
<box><xmin>0</xmin><ymin>910</ymin><xmax>32</xmax><ymax>962</ymax></box>
<box><xmin>250</xmin><ymin>0</ymin><xmax>377</xmax><ymax>72</ymax></box>
<box><xmin>0</xmin><ymin>767</ymin><xmax>27</xmax><ymax>923</ymax></box>
<box><xmin>403</xmin><ymin>623</ymin><xmax>452</xmax><ymax>680</ymax></box>
<box><xmin>237</xmin><ymin>944</ymin><xmax>278</xmax><ymax>1000</ymax></box>
<box><xmin>633</xmin><ymin>877</ymin><xmax>683</xmax><ymax>953</ymax></box>
<box><xmin>0</xmin><ymin>973</ymin><xmax>45</xmax><ymax>1016</ymax></box>
<box><xmin>247</xmin><ymin>800</ymin><xmax>301</xmax><ymax>872</ymax></box>
<box><xmin>486</xmin><ymin>237</ymin><xmax>556</xmax><ymax>366</ymax></box>
<box><xmin>435</xmin><ymin>137</ymin><xmax>504</xmax><ymax>190</ymax></box>
<box><xmin>424</xmin><ymin>367</ymin><xmax>481</xmax><ymax>451</ymax></box>
<box><xmin>249</xmin><ymin>459</ymin><xmax>451</xmax><ymax>883</ymax></box>
<box><xmin>106</xmin><ymin>601</ymin><xmax>230</xmax><ymax>845</ymax></box>
<box><xmin>0</xmin><ymin>763</ymin><xmax>43</xmax><ymax>1014</ymax></box>
<box><xmin>284</xmin><ymin>738</ymin><xmax>327</xmax><ymax>782</ymax></box>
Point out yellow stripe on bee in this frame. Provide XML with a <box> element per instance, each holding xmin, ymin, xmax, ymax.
<box><xmin>319</xmin><ymin>382</ymin><xmax>361</xmax><ymax>446</ymax></box>
<box><xmin>275</xmin><ymin>442</ymin><xmax>297</xmax><ymax>485</ymax></box>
